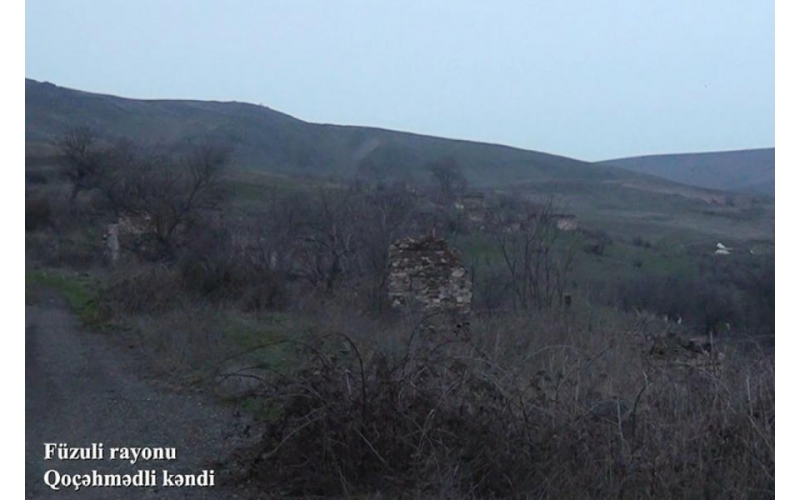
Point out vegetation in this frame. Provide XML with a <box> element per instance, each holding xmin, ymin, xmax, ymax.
<box><xmin>26</xmin><ymin>270</ymin><xmax>106</xmax><ymax>327</ymax></box>
<box><xmin>25</xmin><ymin>118</ymin><xmax>775</xmax><ymax>498</ymax></box>
<box><xmin>55</xmin><ymin>126</ymin><xmax>108</xmax><ymax>205</ymax></box>
<box><xmin>28</xmin><ymin>79</ymin><xmax>775</xmax><ymax>248</ymax></box>
<box><xmin>232</xmin><ymin>314</ymin><xmax>774</xmax><ymax>498</ymax></box>
<box><xmin>598</xmin><ymin>149</ymin><xmax>775</xmax><ymax>197</ymax></box>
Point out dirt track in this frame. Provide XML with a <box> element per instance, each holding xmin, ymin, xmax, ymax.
<box><xmin>25</xmin><ymin>291</ymin><xmax>258</xmax><ymax>499</ymax></box>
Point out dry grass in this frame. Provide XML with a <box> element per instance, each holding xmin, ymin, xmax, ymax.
<box><xmin>216</xmin><ymin>308</ymin><xmax>773</xmax><ymax>499</ymax></box>
<box><xmin>25</xmin><ymin>179</ymin><xmax>773</xmax><ymax>499</ymax></box>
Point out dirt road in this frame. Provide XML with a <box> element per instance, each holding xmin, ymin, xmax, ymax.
<box><xmin>26</xmin><ymin>291</ymin><xmax>257</xmax><ymax>499</ymax></box>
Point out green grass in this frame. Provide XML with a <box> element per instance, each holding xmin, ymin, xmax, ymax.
<box><xmin>211</xmin><ymin>310</ymin><xmax>321</xmax><ymax>418</ymax></box>
<box><xmin>26</xmin><ymin>269</ymin><xmax>108</xmax><ymax>328</ymax></box>
<box><xmin>219</xmin><ymin>310</ymin><xmax>316</xmax><ymax>376</ymax></box>
<box><xmin>451</xmin><ymin>225</ymin><xmax>706</xmax><ymax>302</ymax></box>
<box><xmin>223</xmin><ymin>310</ymin><xmax>309</xmax><ymax>347</ymax></box>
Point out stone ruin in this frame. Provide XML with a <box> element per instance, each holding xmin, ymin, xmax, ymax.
<box><xmin>630</xmin><ymin>311</ymin><xmax>725</xmax><ymax>374</ymax></box>
<box><xmin>646</xmin><ymin>332</ymin><xmax>724</xmax><ymax>372</ymax></box>
<box><xmin>103</xmin><ymin>213</ymin><xmax>154</xmax><ymax>265</ymax></box>
<box><xmin>388</xmin><ymin>235</ymin><xmax>472</xmax><ymax>316</ymax></box>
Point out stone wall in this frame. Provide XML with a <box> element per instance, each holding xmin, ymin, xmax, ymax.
<box><xmin>388</xmin><ymin>236</ymin><xmax>472</xmax><ymax>315</ymax></box>
<box><xmin>103</xmin><ymin>213</ymin><xmax>154</xmax><ymax>264</ymax></box>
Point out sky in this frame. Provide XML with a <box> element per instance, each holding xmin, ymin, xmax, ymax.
<box><xmin>25</xmin><ymin>0</ymin><xmax>775</xmax><ymax>162</ymax></box>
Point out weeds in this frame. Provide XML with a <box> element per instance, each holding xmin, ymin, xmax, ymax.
<box><xmin>26</xmin><ymin>270</ymin><xmax>107</xmax><ymax>327</ymax></box>
<box><xmin>221</xmin><ymin>314</ymin><xmax>774</xmax><ymax>498</ymax></box>
<box><xmin>24</xmin><ymin>152</ymin><xmax>774</xmax><ymax>498</ymax></box>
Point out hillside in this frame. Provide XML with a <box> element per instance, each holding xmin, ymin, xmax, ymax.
<box><xmin>26</xmin><ymin>78</ymin><xmax>774</xmax><ymax>244</ymax></box>
<box><xmin>597</xmin><ymin>149</ymin><xmax>775</xmax><ymax>196</ymax></box>
<box><xmin>27</xmin><ymin>78</ymin><xmax>630</xmax><ymax>188</ymax></box>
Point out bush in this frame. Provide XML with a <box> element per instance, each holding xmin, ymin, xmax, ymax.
<box><xmin>26</xmin><ymin>196</ymin><xmax>52</xmax><ymax>231</ymax></box>
<box><xmin>178</xmin><ymin>228</ymin><xmax>288</xmax><ymax>312</ymax></box>
<box><xmin>101</xmin><ymin>265</ymin><xmax>186</xmax><ymax>315</ymax></box>
<box><xmin>25</xmin><ymin>171</ymin><xmax>49</xmax><ymax>185</ymax></box>
<box><xmin>226</xmin><ymin>313</ymin><xmax>773</xmax><ymax>498</ymax></box>
<box><xmin>26</xmin><ymin>231</ymin><xmax>103</xmax><ymax>270</ymax></box>
<box><xmin>616</xmin><ymin>273</ymin><xmax>746</xmax><ymax>337</ymax></box>
<box><xmin>25</xmin><ymin>192</ymin><xmax>107</xmax><ymax>268</ymax></box>
<box><xmin>240</xmin><ymin>334</ymin><xmax>538</xmax><ymax>497</ymax></box>
<box><xmin>581</xmin><ymin>228</ymin><xmax>612</xmax><ymax>256</ymax></box>
<box><xmin>180</xmin><ymin>254</ymin><xmax>287</xmax><ymax>312</ymax></box>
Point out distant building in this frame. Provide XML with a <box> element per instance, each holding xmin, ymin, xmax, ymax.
<box><xmin>555</xmin><ymin>214</ymin><xmax>578</xmax><ymax>231</ymax></box>
<box><xmin>714</xmin><ymin>242</ymin><xmax>732</xmax><ymax>255</ymax></box>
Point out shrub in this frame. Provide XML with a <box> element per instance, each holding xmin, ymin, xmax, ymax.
<box><xmin>581</xmin><ymin>228</ymin><xmax>613</xmax><ymax>256</ymax></box>
<box><xmin>632</xmin><ymin>235</ymin><xmax>653</xmax><ymax>248</ymax></box>
<box><xmin>26</xmin><ymin>196</ymin><xmax>52</xmax><ymax>231</ymax></box>
<box><xmin>180</xmin><ymin>254</ymin><xmax>287</xmax><ymax>312</ymax></box>
<box><xmin>101</xmin><ymin>265</ymin><xmax>186</xmax><ymax>315</ymax></box>
<box><xmin>225</xmin><ymin>313</ymin><xmax>774</xmax><ymax>498</ymax></box>
<box><xmin>25</xmin><ymin>171</ymin><xmax>49</xmax><ymax>185</ymax></box>
<box><xmin>616</xmin><ymin>274</ymin><xmax>744</xmax><ymax>336</ymax></box>
<box><xmin>26</xmin><ymin>230</ymin><xmax>103</xmax><ymax>269</ymax></box>
<box><xmin>178</xmin><ymin>228</ymin><xmax>288</xmax><ymax>312</ymax></box>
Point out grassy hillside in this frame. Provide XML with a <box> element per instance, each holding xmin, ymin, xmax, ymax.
<box><xmin>27</xmin><ymin>78</ymin><xmax>646</xmax><ymax>187</ymax></box>
<box><xmin>597</xmin><ymin>149</ymin><xmax>775</xmax><ymax>196</ymax></box>
<box><xmin>26</xmin><ymin>78</ymin><xmax>774</xmax><ymax>245</ymax></box>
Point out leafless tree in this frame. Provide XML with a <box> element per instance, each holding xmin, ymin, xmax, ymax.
<box><xmin>292</xmin><ymin>189</ymin><xmax>366</xmax><ymax>293</ymax></box>
<box><xmin>55</xmin><ymin>127</ymin><xmax>108</xmax><ymax>205</ymax></box>
<box><xmin>253</xmin><ymin>184</ymin><xmax>416</xmax><ymax>305</ymax></box>
<box><xmin>427</xmin><ymin>156</ymin><xmax>468</xmax><ymax>202</ymax></box>
<box><xmin>352</xmin><ymin>185</ymin><xmax>417</xmax><ymax>304</ymax></box>
<box><xmin>496</xmin><ymin>199</ymin><xmax>575</xmax><ymax>311</ymax></box>
<box><xmin>99</xmin><ymin>141</ymin><xmax>230</xmax><ymax>261</ymax></box>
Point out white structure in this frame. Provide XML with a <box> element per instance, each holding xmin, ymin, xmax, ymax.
<box><xmin>714</xmin><ymin>242</ymin><xmax>732</xmax><ymax>255</ymax></box>
<box><xmin>102</xmin><ymin>214</ymin><xmax>153</xmax><ymax>265</ymax></box>
<box><xmin>104</xmin><ymin>223</ymin><xmax>121</xmax><ymax>265</ymax></box>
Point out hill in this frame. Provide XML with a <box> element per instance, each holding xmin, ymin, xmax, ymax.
<box><xmin>26</xmin><ymin>79</ymin><xmax>774</xmax><ymax>243</ymax></box>
<box><xmin>27</xmin><ymin>79</ymin><xmax>630</xmax><ymax>188</ymax></box>
<box><xmin>597</xmin><ymin>149</ymin><xmax>775</xmax><ymax>197</ymax></box>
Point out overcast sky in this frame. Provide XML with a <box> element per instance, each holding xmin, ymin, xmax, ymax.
<box><xmin>25</xmin><ymin>0</ymin><xmax>774</xmax><ymax>162</ymax></box>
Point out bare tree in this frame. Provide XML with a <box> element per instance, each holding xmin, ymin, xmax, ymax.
<box><xmin>496</xmin><ymin>199</ymin><xmax>575</xmax><ymax>311</ymax></box>
<box><xmin>55</xmin><ymin>127</ymin><xmax>108</xmax><ymax>205</ymax></box>
<box><xmin>292</xmin><ymin>189</ymin><xmax>361</xmax><ymax>293</ymax></box>
<box><xmin>242</xmin><ymin>189</ymin><xmax>306</xmax><ymax>276</ymax></box>
<box><xmin>99</xmin><ymin>141</ymin><xmax>230</xmax><ymax>261</ymax></box>
<box><xmin>352</xmin><ymin>185</ymin><xmax>417</xmax><ymax>305</ymax></box>
<box><xmin>258</xmin><ymin>184</ymin><xmax>416</xmax><ymax>304</ymax></box>
<box><xmin>427</xmin><ymin>156</ymin><xmax>468</xmax><ymax>202</ymax></box>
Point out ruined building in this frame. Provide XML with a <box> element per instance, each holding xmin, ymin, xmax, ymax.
<box><xmin>388</xmin><ymin>236</ymin><xmax>472</xmax><ymax>315</ymax></box>
<box><xmin>103</xmin><ymin>214</ymin><xmax>153</xmax><ymax>265</ymax></box>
